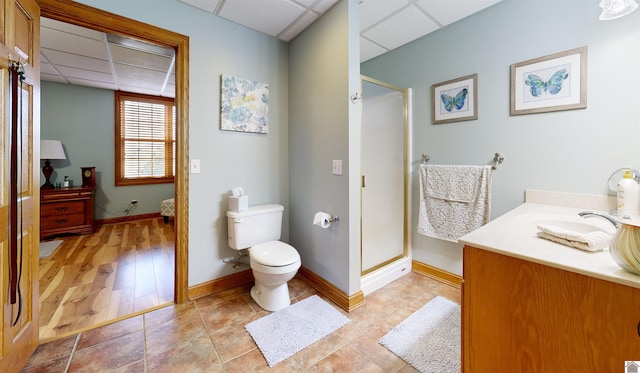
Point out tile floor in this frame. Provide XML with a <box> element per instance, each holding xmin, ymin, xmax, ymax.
<box><xmin>22</xmin><ymin>271</ymin><xmax>461</xmax><ymax>372</ymax></box>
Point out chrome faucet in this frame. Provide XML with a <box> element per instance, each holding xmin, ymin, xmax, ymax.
<box><xmin>578</xmin><ymin>211</ymin><xmax>620</xmax><ymax>228</ymax></box>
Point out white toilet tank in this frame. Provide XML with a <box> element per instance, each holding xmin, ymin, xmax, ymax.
<box><xmin>227</xmin><ymin>204</ymin><xmax>283</xmax><ymax>250</ymax></box>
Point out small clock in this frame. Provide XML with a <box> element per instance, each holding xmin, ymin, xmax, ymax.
<box><xmin>81</xmin><ymin>167</ymin><xmax>96</xmax><ymax>188</ymax></box>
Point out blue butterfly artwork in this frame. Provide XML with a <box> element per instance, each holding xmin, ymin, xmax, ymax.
<box><xmin>525</xmin><ymin>68</ymin><xmax>569</xmax><ymax>97</ymax></box>
<box><xmin>440</xmin><ymin>88</ymin><xmax>468</xmax><ymax>112</ymax></box>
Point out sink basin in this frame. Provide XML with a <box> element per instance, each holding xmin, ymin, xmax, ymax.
<box><xmin>512</xmin><ymin>213</ymin><xmax>617</xmax><ymax>236</ymax></box>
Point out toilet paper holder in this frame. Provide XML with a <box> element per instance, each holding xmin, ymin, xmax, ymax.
<box><xmin>328</xmin><ymin>215</ymin><xmax>339</xmax><ymax>223</ymax></box>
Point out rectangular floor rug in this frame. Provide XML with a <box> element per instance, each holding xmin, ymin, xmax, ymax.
<box><xmin>39</xmin><ymin>240</ymin><xmax>63</xmax><ymax>259</ymax></box>
<box><xmin>379</xmin><ymin>295</ymin><xmax>460</xmax><ymax>373</ymax></box>
<box><xmin>245</xmin><ymin>294</ymin><xmax>350</xmax><ymax>367</ymax></box>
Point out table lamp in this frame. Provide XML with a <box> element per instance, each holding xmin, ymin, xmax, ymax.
<box><xmin>40</xmin><ymin>140</ymin><xmax>66</xmax><ymax>189</ymax></box>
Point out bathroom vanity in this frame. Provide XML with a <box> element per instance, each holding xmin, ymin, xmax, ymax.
<box><xmin>459</xmin><ymin>190</ymin><xmax>640</xmax><ymax>372</ymax></box>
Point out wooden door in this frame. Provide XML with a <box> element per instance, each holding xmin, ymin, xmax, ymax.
<box><xmin>0</xmin><ymin>0</ymin><xmax>40</xmax><ymax>371</ymax></box>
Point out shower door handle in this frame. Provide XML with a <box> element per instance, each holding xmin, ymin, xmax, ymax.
<box><xmin>362</xmin><ymin>175</ymin><xmax>366</xmax><ymax>188</ymax></box>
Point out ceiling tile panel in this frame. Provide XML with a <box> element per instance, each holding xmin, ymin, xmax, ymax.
<box><xmin>41</xmin><ymin>49</ymin><xmax>111</xmax><ymax>74</ymax></box>
<box><xmin>66</xmin><ymin>78</ymin><xmax>117</xmax><ymax>91</ymax></box>
<box><xmin>177</xmin><ymin>0</ymin><xmax>220</xmax><ymax>13</ymax></box>
<box><xmin>108</xmin><ymin>44</ymin><xmax>174</xmax><ymax>72</ymax></box>
<box><xmin>218</xmin><ymin>0</ymin><xmax>306</xmax><ymax>37</ymax></box>
<box><xmin>278</xmin><ymin>11</ymin><xmax>319</xmax><ymax>41</ymax></box>
<box><xmin>416</xmin><ymin>0</ymin><xmax>502</xmax><ymax>26</ymax></box>
<box><xmin>40</xmin><ymin>62</ymin><xmax>58</xmax><ymax>76</ymax></box>
<box><xmin>40</xmin><ymin>28</ymin><xmax>109</xmax><ymax>60</ymax></box>
<box><xmin>117</xmin><ymin>76</ymin><xmax>164</xmax><ymax>91</ymax></box>
<box><xmin>41</xmin><ymin>18</ymin><xmax>104</xmax><ymax>41</ymax></box>
<box><xmin>114</xmin><ymin>63</ymin><xmax>169</xmax><ymax>82</ymax></box>
<box><xmin>56</xmin><ymin>66</ymin><xmax>114</xmax><ymax>83</ymax></box>
<box><xmin>360</xmin><ymin>36</ymin><xmax>388</xmax><ymax>62</ymax></box>
<box><xmin>362</xmin><ymin>6</ymin><xmax>439</xmax><ymax>50</ymax></box>
<box><xmin>41</xmin><ymin>73</ymin><xmax>68</xmax><ymax>84</ymax></box>
<box><xmin>119</xmin><ymin>85</ymin><xmax>169</xmax><ymax>97</ymax></box>
<box><xmin>360</xmin><ymin>0</ymin><xmax>408</xmax><ymax>30</ymax></box>
<box><xmin>312</xmin><ymin>0</ymin><xmax>339</xmax><ymax>14</ymax></box>
<box><xmin>40</xmin><ymin>1</ymin><xmax>504</xmax><ymax>97</ymax></box>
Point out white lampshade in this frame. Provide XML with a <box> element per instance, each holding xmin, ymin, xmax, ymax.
<box><xmin>599</xmin><ymin>0</ymin><xmax>639</xmax><ymax>20</ymax></box>
<box><xmin>40</xmin><ymin>140</ymin><xmax>66</xmax><ymax>160</ymax></box>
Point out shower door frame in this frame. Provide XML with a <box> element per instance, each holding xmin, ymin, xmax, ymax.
<box><xmin>360</xmin><ymin>75</ymin><xmax>410</xmax><ymax>276</ymax></box>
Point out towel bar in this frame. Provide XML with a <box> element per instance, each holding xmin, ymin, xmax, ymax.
<box><xmin>419</xmin><ymin>152</ymin><xmax>505</xmax><ymax>170</ymax></box>
<box><xmin>492</xmin><ymin>153</ymin><xmax>504</xmax><ymax>170</ymax></box>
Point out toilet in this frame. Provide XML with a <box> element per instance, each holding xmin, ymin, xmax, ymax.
<box><xmin>227</xmin><ymin>204</ymin><xmax>301</xmax><ymax>311</ymax></box>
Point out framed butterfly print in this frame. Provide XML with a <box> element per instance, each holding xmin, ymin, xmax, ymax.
<box><xmin>510</xmin><ymin>46</ymin><xmax>587</xmax><ymax>115</ymax></box>
<box><xmin>431</xmin><ymin>74</ymin><xmax>477</xmax><ymax>124</ymax></box>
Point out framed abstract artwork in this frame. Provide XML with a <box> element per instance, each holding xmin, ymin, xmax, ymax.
<box><xmin>510</xmin><ymin>46</ymin><xmax>587</xmax><ymax>115</ymax></box>
<box><xmin>220</xmin><ymin>75</ymin><xmax>269</xmax><ymax>133</ymax></box>
<box><xmin>431</xmin><ymin>74</ymin><xmax>478</xmax><ymax>124</ymax></box>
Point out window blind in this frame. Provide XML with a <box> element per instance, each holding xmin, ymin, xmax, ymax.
<box><xmin>115</xmin><ymin>91</ymin><xmax>175</xmax><ymax>185</ymax></box>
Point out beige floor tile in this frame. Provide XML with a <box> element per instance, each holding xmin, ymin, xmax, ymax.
<box><xmin>308</xmin><ymin>344</ymin><xmax>385</xmax><ymax>373</ymax></box>
<box><xmin>209</xmin><ymin>323</ymin><xmax>258</xmax><ymax>363</ymax></box>
<box><xmin>223</xmin><ymin>348</ymin><xmax>303</xmax><ymax>372</ymax></box>
<box><xmin>292</xmin><ymin>331</ymin><xmax>348</xmax><ymax>369</ymax></box>
<box><xmin>146</xmin><ymin>334</ymin><xmax>223</xmax><ymax>373</ymax></box>
<box><xmin>25</xmin><ymin>271</ymin><xmax>462</xmax><ymax>373</ymax></box>
<box><xmin>145</xmin><ymin>310</ymin><xmax>208</xmax><ymax>357</ymax></box>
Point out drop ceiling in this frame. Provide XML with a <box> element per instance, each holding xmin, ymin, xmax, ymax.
<box><xmin>40</xmin><ymin>0</ymin><xmax>503</xmax><ymax>97</ymax></box>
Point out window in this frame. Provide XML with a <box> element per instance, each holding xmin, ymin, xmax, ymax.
<box><xmin>115</xmin><ymin>91</ymin><xmax>175</xmax><ymax>186</ymax></box>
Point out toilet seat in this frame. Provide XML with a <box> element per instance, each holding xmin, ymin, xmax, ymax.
<box><xmin>250</xmin><ymin>241</ymin><xmax>300</xmax><ymax>267</ymax></box>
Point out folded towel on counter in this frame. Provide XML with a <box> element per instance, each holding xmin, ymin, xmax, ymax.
<box><xmin>536</xmin><ymin>224</ymin><xmax>612</xmax><ymax>252</ymax></box>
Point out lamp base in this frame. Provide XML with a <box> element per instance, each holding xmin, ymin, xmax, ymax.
<box><xmin>42</xmin><ymin>159</ymin><xmax>55</xmax><ymax>189</ymax></box>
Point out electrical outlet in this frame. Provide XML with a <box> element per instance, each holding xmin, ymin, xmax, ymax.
<box><xmin>332</xmin><ymin>160</ymin><xmax>343</xmax><ymax>175</ymax></box>
<box><xmin>131</xmin><ymin>200</ymin><xmax>138</xmax><ymax>205</ymax></box>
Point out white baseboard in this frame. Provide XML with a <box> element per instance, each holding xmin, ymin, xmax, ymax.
<box><xmin>361</xmin><ymin>256</ymin><xmax>412</xmax><ymax>296</ymax></box>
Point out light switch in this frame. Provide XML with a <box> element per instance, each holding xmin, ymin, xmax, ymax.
<box><xmin>191</xmin><ymin>159</ymin><xmax>201</xmax><ymax>174</ymax></box>
<box><xmin>332</xmin><ymin>160</ymin><xmax>342</xmax><ymax>175</ymax></box>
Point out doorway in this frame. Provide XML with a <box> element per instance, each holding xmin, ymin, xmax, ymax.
<box><xmin>360</xmin><ymin>76</ymin><xmax>409</xmax><ymax>276</ymax></box>
<box><xmin>38</xmin><ymin>0</ymin><xmax>189</xmax><ymax>338</ymax></box>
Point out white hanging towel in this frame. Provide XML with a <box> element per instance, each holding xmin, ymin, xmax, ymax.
<box><xmin>418</xmin><ymin>164</ymin><xmax>492</xmax><ymax>242</ymax></box>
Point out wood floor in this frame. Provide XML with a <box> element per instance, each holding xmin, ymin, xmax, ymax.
<box><xmin>38</xmin><ymin>217</ymin><xmax>175</xmax><ymax>341</ymax></box>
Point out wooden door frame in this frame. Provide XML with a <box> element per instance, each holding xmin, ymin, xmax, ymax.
<box><xmin>36</xmin><ymin>0</ymin><xmax>189</xmax><ymax>303</ymax></box>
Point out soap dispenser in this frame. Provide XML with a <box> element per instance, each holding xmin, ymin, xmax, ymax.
<box><xmin>617</xmin><ymin>169</ymin><xmax>638</xmax><ymax>220</ymax></box>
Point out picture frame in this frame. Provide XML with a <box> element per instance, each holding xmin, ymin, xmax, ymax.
<box><xmin>510</xmin><ymin>46</ymin><xmax>587</xmax><ymax>115</ymax></box>
<box><xmin>431</xmin><ymin>74</ymin><xmax>478</xmax><ymax>124</ymax></box>
<box><xmin>220</xmin><ymin>74</ymin><xmax>269</xmax><ymax>133</ymax></box>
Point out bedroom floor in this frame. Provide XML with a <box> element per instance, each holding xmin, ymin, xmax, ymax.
<box><xmin>22</xmin><ymin>272</ymin><xmax>461</xmax><ymax>372</ymax></box>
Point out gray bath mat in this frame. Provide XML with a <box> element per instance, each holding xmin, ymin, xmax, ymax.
<box><xmin>379</xmin><ymin>295</ymin><xmax>460</xmax><ymax>373</ymax></box>
<box><xmin>245</xmin><ymin>294</ymin><xmax>349</xmax><ymax>367</ymax></box>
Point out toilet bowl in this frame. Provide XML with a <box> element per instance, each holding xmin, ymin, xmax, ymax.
<box><xmin>249</xmin><ymin>240</ymin><xmax>301</xmax><ymax>311</ymax></box>
<box><xmin>226</xmin><ymin>204</ymin><xmax>301</xmax><ymax>312</ymax></box>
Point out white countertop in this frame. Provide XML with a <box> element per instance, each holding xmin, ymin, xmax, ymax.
<box><xmin>459</xmin><ymin>189</ymin><xmax>640</xmax><ymax>290</ymax></box>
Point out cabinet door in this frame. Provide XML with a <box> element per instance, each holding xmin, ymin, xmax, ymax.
<box><xmin>0</xmin><ymin>0</ymin><xmax>41</xmax><ymax>371</ymax></box>
<box><xmin>463</xmin><ymin>246</ymin><xmax>640</xmax><ymax>372</ymax></box>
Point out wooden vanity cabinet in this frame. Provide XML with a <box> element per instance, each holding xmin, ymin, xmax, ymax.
<box><xmin>462</xmin><ymin>245</ymin><xmax>640</xmax><ymax>372</ymax></box>
<box><xmin>40</xmin><ymin>186</ymin><xmax>96</xmax><ymax>239</ymax></box>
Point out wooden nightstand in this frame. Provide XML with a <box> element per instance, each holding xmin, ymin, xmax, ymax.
<box><xmin>40</xmin><ymin>186</ymin><xmax>96</xmax><ymax>239</ymax></box>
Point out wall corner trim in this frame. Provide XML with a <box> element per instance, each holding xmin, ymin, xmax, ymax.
<box><xmin>297</xmin><ymin>267</ymin><xmax>365</xmax><ymax>312</ymax></box>
<box><xmin>412</xmin><ymin>260</ymin><xmax>463</xmax><ymax>288</ymax></box>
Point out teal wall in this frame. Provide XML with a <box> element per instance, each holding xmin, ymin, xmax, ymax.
<box><xmin>361</xmin><ymin>0</ymin><xmax>640</xmax><ymax>275</ymax></box>
<box><xmin>60</xmin><ymin>0</ymin><xmax>640</xmax><ymax>288</ymax></box>
<box><xmin>288</xmin><ymin>0</ymin><xmax>361</xmax><ymax>295</ymax></box>
<box><xmin>41</xmin><ymin>82</ymin><xmax>174</xmax><ymax>220</ymax></box>
<box><xmin>74</xmin><ymin>0</ymin><xmax>290</xmax><ymax>286</ymax></box>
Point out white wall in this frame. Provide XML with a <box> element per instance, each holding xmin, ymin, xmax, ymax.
<box><xmin>361</xmin><ymin>0</ymin><xmax>640</xmax><ymax>275</ymax></box>
<box><xmin>75</xmin><ymin>0</ymin><xmax>290</xmax><ymax>286</ymax></box>
<box><xmin>288</xmin><ymin>0</ymin><xmax>362</xmax><ymax>295</ymax></box>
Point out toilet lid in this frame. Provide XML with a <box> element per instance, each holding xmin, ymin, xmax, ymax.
<box><xmin>250</xmin><ymin>241</ymin><xmax>300</xmax><ymax>267</ymax></box>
